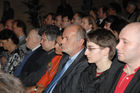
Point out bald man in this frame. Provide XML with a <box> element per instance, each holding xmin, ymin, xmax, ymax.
<box><xmin>103</xmin><ymin>22</ymin><xmax>140</xmax><ymax>93</ymax></box>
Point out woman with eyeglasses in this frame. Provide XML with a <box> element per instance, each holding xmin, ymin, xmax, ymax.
<box><xmin>76</xmin><ymin>28</ymin><xmax>117</xmax><ymax>93</ymax></box>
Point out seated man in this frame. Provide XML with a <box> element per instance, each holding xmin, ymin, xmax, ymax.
<box><xmin>44</xmin><ymin>24</ymin><xmax>89</xmax><ymax>93</ymax></box>
<box><xmin>16</xmin><ymin>28</ymin><xmax>47</xmax><ymax>86</ymax></box>
<box><xmin>103</xmin><ymin>22</ymin><xmax>140</xmax><ymax>93</ymax></box>
<box><xmin>19</xmin><ymin>25</ymin><xmax>59</xmax><ymax>87</ymax></box>
<box><xmin>26</xmin><ymin>29</ymin><xmax>63</xmax><ymax>93</ymax></box>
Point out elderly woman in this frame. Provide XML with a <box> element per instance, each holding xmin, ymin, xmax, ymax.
<box><xmin>76</xmin><ymin>28</ymin><xmax>117</xmax><ymax>93</ymax></box>
<box><xmin>0</xmin><ymin>29</ymin><xmax>25</xmax><ymax>74</ymax></box>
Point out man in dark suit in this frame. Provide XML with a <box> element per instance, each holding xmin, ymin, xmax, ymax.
<box><xmin>103</xmin><ymin>22</ymin><xmax>140</xmax><ymax>93</ymax></box>
<box><xmin>44</xmin><ymin>24</ymin><xmax>89</xmax><ymax>93</ymax></box>
<box><xmin>18</xmin><ymin>25</ymin><xmax>59</xmax><ymax>87</ymax></box>
<box><xmin>16</xmin><ymin>28</ymin><xmax>47</xmax><ymax>86</ymax></box>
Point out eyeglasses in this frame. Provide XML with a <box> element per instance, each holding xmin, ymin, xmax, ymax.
<box><xmin>86</xmin><ymin>47</ymin><xmax>103</xmax><ymax>51</ymax></box>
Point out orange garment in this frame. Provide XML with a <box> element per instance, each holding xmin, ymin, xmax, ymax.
<box><xmin>36</xmin><ymin>55</ymin><xmax>62</xmax><ymax>88</ymax></box>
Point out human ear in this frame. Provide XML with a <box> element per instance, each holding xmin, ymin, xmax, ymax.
<box><xmin>103</xmin><ymin>47</ymin><xmax>110</xmax><ymax>57</ymax></box>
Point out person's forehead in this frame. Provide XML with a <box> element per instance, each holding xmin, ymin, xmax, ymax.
<box><xmin>63</xmin><ymin>26</ymin><xmax>77</xmax><ymax>36</ymax></box>
<box><xmin>47</xmin><ymin>15</ymin><xmax>52</xmax><ymax>19</ymax></box>
<box><xmin>63</xmin><ymin>16</ymin><xmax>68</xmax><ymax>20</ymax></box>
<box><xmin>56</xmin><ymin>15</ymin><xmax>62</xmax><ymax>18</ymax></box>
<box><xmin>87</xmin><ymin>41</ymin><xmax>98</xmax><ymax>46</ymax></box>
<box><xmin>82</xmin><ymin>17</ymin><xmax>87</xmax><ymax>20</ymax></box>
<box><xmin>28</xmin><ymin>31</ymin><xmax>34</xmax><ymax>37</ymax></box>
<box><xmin>73</xmin><ymin>14</ymin><xmax>78</xmax><ymax>18</ymax></box>
<box><xmin>119</xmin><ymin>26</ymin><xmax>139</xmax><ymax>41</ymax></box>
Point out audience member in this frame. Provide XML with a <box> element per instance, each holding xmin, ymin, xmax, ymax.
<box><xmin>61</xmin><ymin>15</ymin><xmax>71</xmax><ymax>29</ymax></box>
<box><xmin>103</xmin><ymin>15</ymin><xmax>119</xmax><ymax>30</ymax></box>
<box><xmin>125</xmin><ymin>1</ymin><xmax>139</xmax><ymax>22</ymax></box>
<box><xmin>13</xmin><ymin>19</ymin><xmax>27</xmax><ymax>53</ymax></box>
<box><xmin>44</xmin><ymin>24</ymin><xmax>88</xmax><ymax>93</ymax></box>
<box><xmin>19</xmin><ymin>25</ymin><xmax>59</xmax><ymax>87</ymax></box>
<box><xmin>19</xmin><ymin>26</ymin><xmax>56</xmax><ymax>87</ymax></box>
<box><xmin>26</xmin><ymin>30</ymin><xmax>63</xmax><ymax>93</ymax></box>
<box><xmin>89</xmin><ymin>7</ymin><xmax>98</xmax><ymax>20</ymax></box>
<box><xmin>72</xmin><ymin>12</ymin><xmax>83</xmax><ymax>25</ymax></box>
<box><xmin>54</xmin><ymin>14</ymin><xmax>62</xmax><ymax>30</ymax></box>
<box><xmin>0</xmin><ymin>29</ymin><xmax>25</xmax><ymax>74</ymax></box>
<box><xmin>104</xmin><ymin>22</ymin><xmax>140</xmax><ymax>93</ymax></box>
<box><xmin>96</xmin><ymin>6</ymin><xmax>108</xmax><ymax>27</ymax></box>
<box><xmin>108</xmin><ymin>2</ymin><xmax>122</xmax><ymax>16</ymax></box>
<box><xmin>81</xmin><ymin>15</ymin><xmax>98</xmax><ymax>33</ymax></box>
<box><xmin>0</xmin><ymin>19</ymin><xmax>14</xmax><ymax>67</ymax></box>
<box><xmin>103</xmin><ymin>15</ymin><xmax>129</xmax><ymax>39</ymax></box>
<box><xmin>5</xmin><ymin>19</ymin><xmax>14</xmax><ymax>30</ymax></box>
<box><xmin>43</xmin><ymin>13</ymin><xmax>55</xmax><ymax>25</ymax></box>
<box><xmin>110</xmin><ymin>17</ymin><xmax>129</xmax><ymax>39</ymax></box>
<box><xmin>14</xmin><ymin>28</ymin><xmax>42</xmax><ymax>77</ymax></box>
<box><xmin>76</xmin><ymin>28</ymin><xmax>117</xmax><ymax>93</ymax></box>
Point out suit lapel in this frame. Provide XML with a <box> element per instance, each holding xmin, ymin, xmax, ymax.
<box><xmin>110</xmin><ymin>66</ymin><xmax>124</xmax><ymax>93</ymax></box>
<box><xmin>55</xmin><ymin>54</ymin><xmax>69</xmax><ymax>76</ymax></box>
<box><xmin>57</xmin><ymin>49</ymin><xmax>85</xmax><ymax>83</ymax></box>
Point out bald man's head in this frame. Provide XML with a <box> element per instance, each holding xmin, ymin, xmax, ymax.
<box><xmin>120</xmin><ymin>22</ymin><xmax>140</xmax><ymax>43</ymax></box>
<box><xmin>116</xmin><ymin>22</ymin><xmax>140</xmax><ymax>63</ymax></box>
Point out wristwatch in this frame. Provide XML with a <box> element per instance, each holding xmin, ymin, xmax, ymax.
<box><xmin>34</xmin><ymin>86</ymin><xmax>38</xmax><ymax>92</ymax></box>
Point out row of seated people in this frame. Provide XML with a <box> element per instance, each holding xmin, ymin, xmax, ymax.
<box><xmin>0</xmin><ymin>4</ymin><xmax>140</xmax><ymax>92</ymax></box>
<box><xmin>0</xmin><ymin>22</ymin><xmax>140</xmax><ymax>93</ymax></box>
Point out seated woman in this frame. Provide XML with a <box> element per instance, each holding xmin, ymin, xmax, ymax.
<box><xmin>76</xmin><ymin>28</ymin><xmax>117</xmax><ymax>93</ymax></box>
<box><xmin>0</xmin><ymin>29</ymin><xmax>25</xmax><ymax>74</ymax></box>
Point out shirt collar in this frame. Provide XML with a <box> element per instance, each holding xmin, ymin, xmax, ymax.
<box><xmin>19</xmin><ymin>35</ymin><xmax>26</xmax><ymax>41</ymax></box>
<box><xmin>47</xmin><ymin>48</ymin><xmax>55</xmax><ymax>55</ymax></box>
<box><xmin>69</xmin><ymin>48</ymin><xmax>84</xmax><ymax>61</ymax></box>
<box><xmin>123</xmin><ymin>65</ymin><xmax>140</xmax><ymax>74</ymax></box>
<box><xmin>32</xmin><ymin>45</ymin><xmax>41</xmax><ymax>51</ymax></box>
<box><xmin>86</xmin><ymin>29</ymin><xmax>92</xmax><ymax>33</ymax></box>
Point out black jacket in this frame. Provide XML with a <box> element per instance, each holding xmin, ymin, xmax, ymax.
<box><xmin>50</xmin><ymin>49</ymin><xmax>89</xmax><ymax>93</ymax></box>
<box><xmin>19</xmin><ymin>47</ymin><xmax>56</xmax><ymax>87</ymax></box>
<box><xmin>76</xmin><ymin>63</ymin><xmax>111</xmax><ymax>93</ymax></box>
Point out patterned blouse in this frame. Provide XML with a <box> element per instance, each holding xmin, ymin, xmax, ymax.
<box><xmin>1</xmin><ymin>48</ymin><xmax>25</xmax><ymax>74</ymax></box>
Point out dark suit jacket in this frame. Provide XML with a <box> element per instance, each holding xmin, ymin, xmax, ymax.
<box><xmin>19</xmin><ymin>47</ymin><xmax>56</xmax><ymax>87</ymax></box>
<box><xmin>102</xmin><ymin>57</ymin><xmax>140</xmax><ymax>93</ymax></box>
<box><xmin>51</xmin><ymin>49</ymin><xmax>89</xmax><ymax>93</ymax></box>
